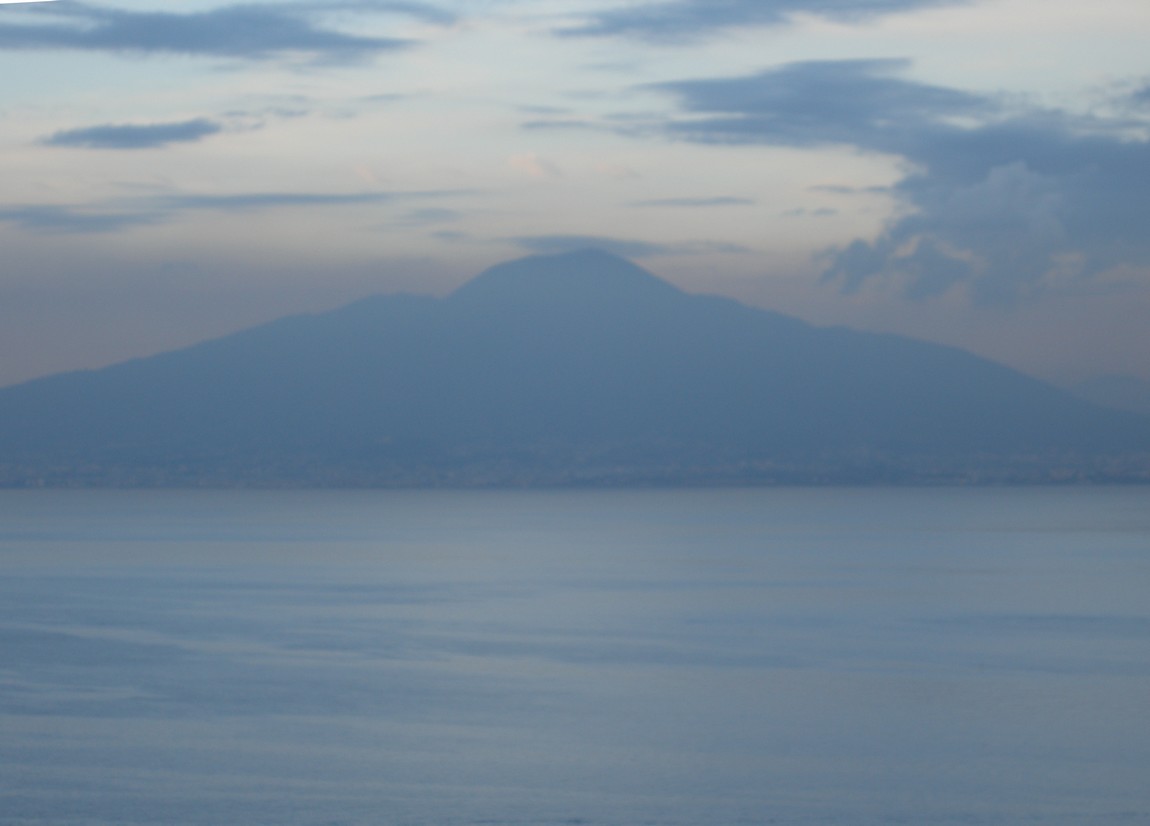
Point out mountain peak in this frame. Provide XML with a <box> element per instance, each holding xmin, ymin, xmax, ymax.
<box><xmin>450</xmin><ymin>249</ymin><xmax>682</xmax><ymax>307</ymax></box>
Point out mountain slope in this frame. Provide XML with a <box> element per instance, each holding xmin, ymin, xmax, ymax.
<box><xmin>1070</xmin><ymin>374</ymin><xmax>1150</xmax><ymax>417</ymax></box>
<box><xmin>1</xmin><ymin>249</ymin><xmax>1147</xmax><ymax>485</ymax></box>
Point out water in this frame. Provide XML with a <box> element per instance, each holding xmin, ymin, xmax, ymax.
<box><xmin>1</xmin><ymin>487</ymin><xmax>1148</xmax><ymax>825</ymax></box>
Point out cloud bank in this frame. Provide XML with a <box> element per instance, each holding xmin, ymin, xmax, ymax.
<box><xmin>0</xmin><ymin>1</ymin><xmax>452</xmax><ymax>62</ymax></box>
<box><xmin>651</xmin><ymin>60</ymin><xmax>1150</xmax><ymax>305</ymax></box>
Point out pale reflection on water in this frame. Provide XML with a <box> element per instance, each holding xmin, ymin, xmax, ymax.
<box><xmin>2</xmin><ymin>487</ymin><xmax>1149</xmax><ymax>825</ymax></box>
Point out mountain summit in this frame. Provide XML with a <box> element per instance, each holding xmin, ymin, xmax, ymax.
<box><xmin>453</xmin><ymin>248</ymin><xmax>681</xmax><ymax>304</ymax></box>
<box><xmin>1</xmin><ymin>250</ymin><xmax>1147</xmax><ymax>486</ymax></box>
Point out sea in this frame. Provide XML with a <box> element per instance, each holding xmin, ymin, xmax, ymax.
<box><xmin>1</xmin><ymin>486</ymin><xmax>1148</xmax><ymax>826</ymax></box>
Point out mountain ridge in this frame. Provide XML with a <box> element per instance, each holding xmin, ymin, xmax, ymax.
<box><xmin>1</xmin><ymin>249</ymin><xmax>1147</xmax><ymax>486</ymax></box>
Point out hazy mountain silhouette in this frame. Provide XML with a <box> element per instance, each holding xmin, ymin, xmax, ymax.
<box><xmin>1070</xmin><ymin>374</ymin><xmax>1150</xmax><ymax>417</ymax></box>
<box><xmin>1</xmin><ymin>249</ymin><xmax>1147</xmax><ymax>485</ymax></box>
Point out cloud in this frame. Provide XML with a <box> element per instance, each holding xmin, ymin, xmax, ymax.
<box><xmin>560</xmin><ymin>0</ymin><xmax>969</xmax><ymax>41</ymax></box>
<box><xmin>153</xmin><ymin>191</ymin><xmax>405</xmax><ymax>211</ymax></box>
<box><xmin>393</xmin><ymin>207</ymin><xmax>461</xmax><ymax>225</ymax></box>
<box><xmin>631</xmin><ymin>196</ymin><xmax>754</xmax><ymax>208</ymax></box>
<box><xmin>0</xmin><ymin>1</ymin><xmax>451</xmax><ymax>62</ymax></box>
<box><xmin>823</xmin><ymin>120</ymin><xmax>1150</xmax><ymax>305</ymax></box>
<box><xmin>651</xmin><ymin>59</ymin><xmax>989</xmax><ymax>151</ymax></box>
<box><xmin>41</xmin><ymin>118</ymin><xmax>222</xmax><ymax>150</ymax></box>
<box><xmin>303</xmin><ymin>1</ymin><xmax>454</xmax><ymax>26</ymax></box>
<box><xmin>510</xmin><ymin>234</ymin><xmax>750</xmax><ymax>258</ymax></box>
<box><xmin>0</xmin><ymin>204</ymin><xmax>158</xmax><ymax>234</ymax></box>
<box><xmin>782</xmin><ymin>207</ymin><xmax>838</xmax><ymax>218</ymax></box>
<box><xmin>809</xmin><ymin>184</ymin><xmax>892</xmax><ymax>195</ymax></box>
<box><xmin>0</xmin><ymin>188</ymin><xmax>460</xmax><ymax>234</ymax></box>
<box><xmin>647</xmin><ymin>59</ymin><xmax>1150</xmax><ymax>305</ymax></box>
<box><xmin>431</xmin><ymin>229</ymin><xmax>469</xmax><ymax>241</ymax></box>
<box><xmin>520</xmin><ymin>118</ymin><xmax>600</xmax><ymax>132</ymax></box>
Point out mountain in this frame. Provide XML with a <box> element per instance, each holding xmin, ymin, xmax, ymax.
<box><xmin>1</xmin><ymin>249</ymin><xmax>1148</xmax><ymax>486</ymax></box>
<box><xmin>1069</xmin><ymin>374</ymin><xmax>1150</xmax><ymax>417</ymax></box>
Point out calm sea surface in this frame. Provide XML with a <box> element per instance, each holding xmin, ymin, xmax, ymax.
<box><xmin>1</xmin><ymin>487</ymin><xmax>1148</xmax><ymax>825</ymax></box>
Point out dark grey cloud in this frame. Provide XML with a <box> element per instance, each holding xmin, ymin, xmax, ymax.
<box><xmin>824</xmin><ymin>121</ymin><xmax>1150</xmax><ymax>305</ymax></box>
<box><xmin>561</xmin><ymin>0</ymin><xmax>968</xmax><ymax>41</ymax></box>
<box><xmin>648</xmin><ymin>60</ymin><xmax>1150</xmax><ymax>305</ymax></box>
<box><xmin>652</xmin><ymin>59</ymin><xmax>989</xmax><ymax>151</ymax></box>
<box><xmin>632</xmin><ymin>196</ymin><xmax>754</xmax><ymax>208</ymax></box>
<box><xmin>0</xmin><ymin>1</ymin><xmax>452</xmax><ymax>62</ymax></box>
<box><xmin>42</xmin><ymin>118</ymin><xmax>222</xmax><ymax>150</ymax></box>
<box><xmin>511</xmin><ymin>234</ymin><xmax>749</xmax><ymax>258</ymax></box>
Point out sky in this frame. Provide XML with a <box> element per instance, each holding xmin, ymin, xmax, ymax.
<box><xmin>1</xmin><ymin>0</ymin><xmax>1149</xmax><ymax>388</ymax></box>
